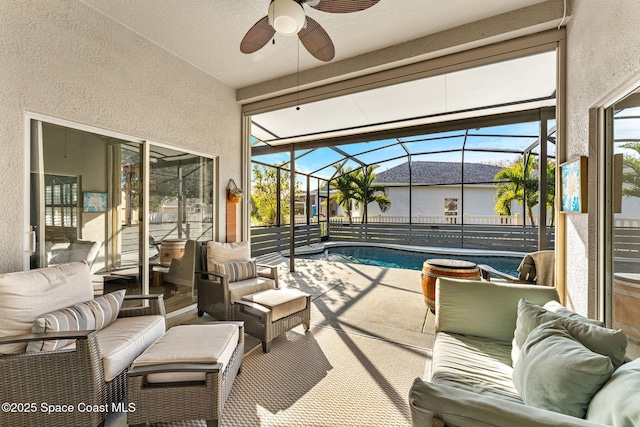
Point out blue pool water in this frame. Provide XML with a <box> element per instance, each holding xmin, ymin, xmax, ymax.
<box><xmin>304</xmin><ymin>245</ymin><xmax>521</xmax><ymax>277</ymax></box>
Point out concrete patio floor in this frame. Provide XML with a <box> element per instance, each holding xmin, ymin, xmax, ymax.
<box><xmin>169</xmin><ymin>254</ymin><xmax>436</xmax><ymax>349</ymax></box>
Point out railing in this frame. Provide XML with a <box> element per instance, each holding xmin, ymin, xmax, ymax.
<box><xmin>251</xmin><ymin>224</ymin><xmax>321</xmax><ymax>257</ymax></box>
<box><xmin>615</xmin><ymin>217</ymin><xmax>640</xmax><ymax>228</ymax></box>
<box><xmin>250</xmin><ymin>222</ymin><xmax>555</xmax><ymax>255</ymax></box>
<box><xmin>341</xmin><ymin>213</ymin><xmax>554</xmax><ymax>226</ymax></box>
<box><xmin>328</xmin><ymin>223</ymin><xmax>555</xmax><ymax>252</ymax></box>
<box><xmin>250</xmin><ymin>216</ymin><xmax>640</xmax><ymax>259</ymax></box>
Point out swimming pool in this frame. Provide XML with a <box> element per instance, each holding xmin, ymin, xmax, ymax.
<box><xmin>303</xmin><ymin>245</ymin><xmax>522</xmax><ymax>277</ymax></box>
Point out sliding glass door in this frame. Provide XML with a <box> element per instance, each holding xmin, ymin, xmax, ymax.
<box><xmin>604</xmin><ymin>88</ymin><xmax>640</xmax><ymax>359</ymax></box>
<box><xmin>29</xmin><ymin>118</ymin><xmax>216</xmax><ymax>312</ymax></box>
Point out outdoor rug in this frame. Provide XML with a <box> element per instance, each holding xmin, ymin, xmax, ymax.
<box><xmin>109</xmin><ymin>325</ymin><xmax>430</xmax><ymax>427</ymax></box>
<box><xmin>107</xmin><ymin>260</ymin><xmax>434</xmax><ymax>426</ymax></box>
<box><xmin>218</xmin><ymin>325</ymin><xmax>430</xmax><ymax>427</ymax></box>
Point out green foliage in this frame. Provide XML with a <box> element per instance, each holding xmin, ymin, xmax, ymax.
<box><xmin>250</xmin><ymin>163</ymin><xmax>291</xmax><ymax>226</ymax></box>
<box><xmin>621</xmin><ymin>143</ymin><xmax>640</xmax><ymax>198</ymax></box>
<box><xmin>351</xmin><ymin>165</ymin><xmax>391</xmax><ymax>223</ymax></box>
<box><xmin>494</xmin><ymin>156</ymin><xmax>555</xmax><ymax>226</ymax></box>
<box><xmin>330</xmin><ymin>165</ymin><xmax>358</xmax><ymax>223</ymax></box>
<box><xmin>330</xmin><ymin>164</ymin><xmax>390</xmax><ymax>223</ymax></box>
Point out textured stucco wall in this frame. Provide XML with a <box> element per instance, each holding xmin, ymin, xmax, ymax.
<box><xmin>0</xmin><ymin>1</ymin><xmax>241</xmax><ymax>272</ymax></box>
<box><xmin>564</xmin><ymin>0</ymin><xmax>640</xmax><ymax>315</ymax></box>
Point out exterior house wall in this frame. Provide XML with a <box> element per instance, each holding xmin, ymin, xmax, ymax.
<box><xmin>565</xmin><ymin>1</ymin><xmax>640</xmax><ymax>316</ymax></box>
<box><xmin>0</xmin><ymin>1</ymin><xmax>240</xmax><ymax>272</ymax></box>
<box><xmin>344</xmin><ymin>185</ymin><xmax>543</xmax><ymax>220</ymax></box>
<box><xmin>365</xmin><ymin>186</ymin><xmax>502</xmax><ymax>217</ymax></box>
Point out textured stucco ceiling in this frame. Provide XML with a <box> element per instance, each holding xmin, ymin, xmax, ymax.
<box><xmin>80</xmin><ymin>0</ymin><xmax>550</xmax><ymax>89</ymax></box>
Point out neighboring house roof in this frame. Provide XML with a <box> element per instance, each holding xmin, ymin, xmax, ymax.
<box><xmin>375</xmin><ymin>161</ymin><xmax>503</xmax><ymax>185</ymax></box>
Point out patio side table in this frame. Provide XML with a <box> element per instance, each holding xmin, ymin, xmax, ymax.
<box><xmin>421</xmin><ymin>258</ymin><xmax>480</xmax><ymax>312</ymax></box>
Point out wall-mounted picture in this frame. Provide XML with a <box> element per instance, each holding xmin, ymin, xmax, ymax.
<box><xmin>83</xmin><ymin>192</ymin><xmax>107</xmax><ymax>212</ymax></box>
<box><xmin>560</xmin><ymin>156</ymin><xmax>588</xmax><ymax>213</ymax></box>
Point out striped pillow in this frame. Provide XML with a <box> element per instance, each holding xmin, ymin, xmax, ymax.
<box><xmin>86</xmin><ymin>289</ymin><xmax>125</xmax><ymax>329</ymax></box>
<box><xmin>212</xmin><ymin>259</ymin><xmax>257</xmax><ymax>282</ymax></box>
<box><xmin>26</xmin><ymin>290</ymin><xmax>125</xmax><ymax>352</ymax></box>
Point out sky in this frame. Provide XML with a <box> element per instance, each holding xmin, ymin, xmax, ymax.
<box><xmin>252</xmin><ymin>120</ymin><xmax>558</xmax><ymax>182</ymax></box>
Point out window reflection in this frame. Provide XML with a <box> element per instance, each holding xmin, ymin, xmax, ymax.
<box><xmin>610</xmin><ymin>93</ymin><xmax>640</xmax><ymax>359</ymax></box>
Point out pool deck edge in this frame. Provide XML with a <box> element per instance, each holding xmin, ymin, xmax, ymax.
<box><xmin>281</xmin><ymin>241</ymin><xmax>529</xmax><ymax>258</ymax></box>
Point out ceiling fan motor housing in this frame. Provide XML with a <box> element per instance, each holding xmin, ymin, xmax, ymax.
<box><xmin>268</xmin><ymin>0</ymin><xmax>306</xmax><ymax>36</ymax></box>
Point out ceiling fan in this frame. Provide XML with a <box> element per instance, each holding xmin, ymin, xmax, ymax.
<box><xmin>240</xmin><ymin>0</ymin><xmax>380</xmax><ymax>62</ymax></box>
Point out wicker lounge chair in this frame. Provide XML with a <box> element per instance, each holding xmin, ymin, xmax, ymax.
<box><xmin>196</xmin><ymin>241</ymin><xmax>278</xmax><ymax>320</ymax></box>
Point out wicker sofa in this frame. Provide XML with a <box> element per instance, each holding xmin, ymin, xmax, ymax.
<box><xmin>409</xmin><ymin>278</ymin><xmax>639</xmax><ymax>427</ymax></box>
<box><xmin>0</xmin><ymin>262</ymin><xmax>166</xmax><ymax>427</ymax></box>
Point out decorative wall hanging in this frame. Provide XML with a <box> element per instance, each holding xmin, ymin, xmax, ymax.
<box><xmin>83</xmin><ymin>192</ymin><xmax>107</xmax><ymax>213</ymax></box>
<box><xmin>560</xmin><ymin>156</ymin><xmax>588</xmax><ymax>213</ymax></box>
<box><xmin>227</xmin><ymin>179</ymin><xmax>243</xmax><ymax>203</ymax></box>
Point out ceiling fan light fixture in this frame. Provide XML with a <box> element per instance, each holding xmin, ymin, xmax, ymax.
<box><xmin>268</xmin><ymin>0</ymin><xmax>306</xmax><ymax>36</ymax></box>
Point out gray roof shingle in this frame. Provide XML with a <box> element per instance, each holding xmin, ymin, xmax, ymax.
<box><xmin>375</xmin><ymin>161</ymin><xmax>503</xmax><ymax>185</ymax></box>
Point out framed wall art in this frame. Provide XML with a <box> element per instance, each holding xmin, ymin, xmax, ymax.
<box><xmin>560</xmin><ymin>156</ymin><xmax>588</xmax><ymax>213</ymax></box>
<box><xmin>83</xmin><ymin>192</ymin><xmax>107</xmax><ymax>213</ymax></box>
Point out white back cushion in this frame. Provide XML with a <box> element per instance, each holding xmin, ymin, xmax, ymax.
<box><xmin>0</xmin><ymin>262</ymin><xmax>93</xmax><ymax>354</ymax></box>
<box><xmin>206</xmin><ymin>241</ymin><xmax>251</xmax><ymax>275</ymax></box>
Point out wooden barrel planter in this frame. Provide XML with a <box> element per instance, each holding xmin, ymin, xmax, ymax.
<box><xmin>159</xmin><ymin>239</ymin><xmax>187</xmax><ymax>267</ymax></box>
<box><xmin>613</xmin><ymin>273</ymin><xmax>640</xmax><ymax>343</ymax></box>
<box><xmin>421</xmin><ymin>258</ymin><xmax>480</xmax><ymax>312</ymax></box>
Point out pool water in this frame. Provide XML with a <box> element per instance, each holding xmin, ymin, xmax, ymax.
<box><xmin>304</xmin><ymin>245</ymin><xmax>521</xmax><ymax>277</ymax></box>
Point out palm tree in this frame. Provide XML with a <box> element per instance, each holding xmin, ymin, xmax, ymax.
<box><xmin>621</xmin><ymin>142</ymin><xmax>640</xmax><ymax>198</ymax></box>
<box><xmin>330</xmin><ymin>165</ymin><xmax>358</xmax><ymax>223</ymax></box>
<box><xmin>351</xmin><ymin>165</ymin><xmax>391</xmax><ymax>223</ymax></box>
<box><xmin>544</xmin><ymin>162</ymin><xmax>556</xmax><ymax>226</ymax></box>
<box><xmin>494</xmin><ymin>156</ymin><xmax>539</xmax><ymax>226</ymax></box>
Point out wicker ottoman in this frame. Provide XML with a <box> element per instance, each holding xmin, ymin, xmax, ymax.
<box><xmin>127</xmin><ymin>322</ymin><xmax>244</xmax><ymax>427</ymax></box>
<box><xmin>234</xmin><ymin>288</ymin><xmax>311</xmax><ymax>353</ymax></box>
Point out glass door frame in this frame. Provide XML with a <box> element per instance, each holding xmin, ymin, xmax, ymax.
<box><xmin>25</xmin><ymin>112</ymin><xmax>220</xmax><ymax>296</ymax></box>
<box><xmin>595</xmin><ymin>75</ymin><xmax>640</xmax><ymax>326</ymax></box>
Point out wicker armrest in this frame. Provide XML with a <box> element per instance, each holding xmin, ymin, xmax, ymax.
<box><xmin>196</xmin><ymin>269</ymin><xmax>229</xmax><ymax>281</ymax></box>
<box><xmin>477</xmin><ymin>264</ymin><xmax>525</xmax><ymax>282</ymax></box>
<box><xmin>119</xmin><ymin>294</ymin><xmax>166</xmax><ymax>318</ymax></box>
<box><xmin>128</xmin><ymin>362</ymin><xmax>223</xmax><ymax>377</ymax></box>
<box><xmin>257</xmin><ymin>264</ymin><xmax>279</xmax><ymax>286</ymax></box>
<box><xmin>0</xmin><ymin>330</ymin><xmax>96</xmax><ymax>345</ymax></box>
<box><xmin>197</xmin><ymin>274</ymin><xmax>229</xmax><ymax>290</ymax></box>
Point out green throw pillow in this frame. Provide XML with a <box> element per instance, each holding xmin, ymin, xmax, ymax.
<box><xmin>512</xmin><ymin>299</ymin><xmax>627</xmax><ymax>369</ymax></box>
<box><xmin>513</xmin><ymin>320</ymin><xmax>614</xmax><ymax>418</ymax></box>
<box><xmin>586</xmin><ymin>357</ymin><xmax>640</xmax><ymax>426</ymax></box>
<box><xmin>542</xmin><ymin>300</ymin><xmax>604</xmax><ymax>327</ymax></box>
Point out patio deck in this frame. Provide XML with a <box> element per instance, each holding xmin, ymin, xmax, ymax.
<box><xmin>107</xmin><ymin>256</ymin><xmax>435</xmax><ymax>426</ymax></box>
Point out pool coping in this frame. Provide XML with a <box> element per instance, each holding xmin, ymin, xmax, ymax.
<box><xmin>282</xmin><ymin>241</ymin><xmax>530</xmax><ymax>258</ymax></box>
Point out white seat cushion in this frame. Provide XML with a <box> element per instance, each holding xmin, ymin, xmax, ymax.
<box><xmin>228</xmin><ymin>277</ymin><xmax>275</xmax><ymax>303</ymax></box>
<box><xmin>96</xmin><ymin>315</ymin><xmax>165</xmax><ymax>382</ymax></box>
<box><xmin>242</xmin><ymin>288</ymin><xmax>309</xmax><ymax>322</ymax></box>
<box><xmin>131</xmin><ymin>324</ymin><xmax>239</xmax><ymax>383</ymax></box>
<box><xmin>431</xmin><ymin>332</ymin><xmax>522</xmax><ymax>404</ymax></box>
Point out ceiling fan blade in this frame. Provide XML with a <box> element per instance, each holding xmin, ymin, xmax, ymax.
<box><xmin>240</xmin><ymin>16</ymin><xmax>275</xmax><ymax>54</ymax></box>
<box><xmin>298</xmin><ymin>16</ymin><xmax>335</xmax><ymax>62</ymax></box>
<box><xmin>308</xmin><ymin>0</ymin><xmax>380</xmax><ymax>13</ymax></box>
